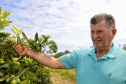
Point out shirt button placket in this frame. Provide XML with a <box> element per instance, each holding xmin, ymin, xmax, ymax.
<box><xmin>93</xmin><ymin>61</ymin><xmax>98</xmax><ymax>69</ymax></box>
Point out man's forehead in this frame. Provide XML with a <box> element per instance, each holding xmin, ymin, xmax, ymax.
<box><xmin>90</xmin><ymin>21</ymin><xmax>108</xmax><ymax>29</ymax></box>
<box><xmin>90</xmin><ymin>26</ymin><xmax>108</xmax><ymax>31</ymax></box>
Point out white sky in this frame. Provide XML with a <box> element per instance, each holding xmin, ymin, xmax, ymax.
<box><xmin>0</xmin><ymin>0</ymin><xmax>126</xmax><ymax>53</ymax></box>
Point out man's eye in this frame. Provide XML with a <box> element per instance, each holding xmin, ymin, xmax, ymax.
<box><xmin>91</xmin><ymin>31</ymin><xmax>94</xmax><ymax>33</ymax></box>
<box><xmin>98</xmin><ymin>31</ymin><xmax>102</xmax><ymax>33</ymax></box>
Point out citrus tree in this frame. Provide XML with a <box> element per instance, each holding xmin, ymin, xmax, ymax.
<box><xmin>0</xmin><ymin>7</ymin><xmax>57</xmax><ymax>84</ymax></box>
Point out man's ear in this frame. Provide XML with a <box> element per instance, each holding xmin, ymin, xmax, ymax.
<box><xmin>112</xmin><ymin>28</ymin><xmax>117</xmax><ymax>38</ymax></box>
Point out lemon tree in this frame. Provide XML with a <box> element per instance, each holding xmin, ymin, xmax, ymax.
<box><xmin>0</xmin><ymin>7</ymin><xmax>57</xmax><ymax>84</ymax></box>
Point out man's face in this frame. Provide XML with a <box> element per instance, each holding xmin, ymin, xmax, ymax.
<box><xmin>91</xmin><ymin>20</ymin><xmax>114</xmax><ymax>49</ymax></box>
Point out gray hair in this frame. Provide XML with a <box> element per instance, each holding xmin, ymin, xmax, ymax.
<box><xmin>90</xmin><ymin>13</ymin><xmax>115</xmax><ymax>30</ymax></box>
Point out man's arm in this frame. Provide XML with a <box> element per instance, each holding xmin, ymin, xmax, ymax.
<box><xmin>13</xmin><ymin>44</ymin><xmax>66</xmax><ymax>69</ymax></box>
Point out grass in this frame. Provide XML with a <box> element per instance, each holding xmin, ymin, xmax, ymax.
<box><xmin>47</xmin><ymin>67</ymin><xmax>76</xmax><ymax>82</ymax></box>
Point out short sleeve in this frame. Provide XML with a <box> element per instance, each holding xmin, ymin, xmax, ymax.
<box><xmin>59</xmin><ymin>51</ymin><xmax>78</xmax><ymax>70</ymax></box>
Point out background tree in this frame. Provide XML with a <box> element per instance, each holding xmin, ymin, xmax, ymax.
<box><xmin>53</xmin><ymin>50</ymin><xmax>70</xmax><ymax>58</ymax></box>
<box><xmin>123</xmin><ymin>44</ymin><xmax>126</xmax><ymax>50</ymax></box>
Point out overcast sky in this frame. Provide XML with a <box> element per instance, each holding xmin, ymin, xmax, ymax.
<box><xmin>0</xmin><ymin>0</ymin><xmax>126</xmax><ymax>53</ymax></box>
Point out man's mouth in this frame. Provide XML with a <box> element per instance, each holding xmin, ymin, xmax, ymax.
<box><xmin>93</xmin><ymin>39</ymin><xmax>101</xmax><ymax>42</ymax></box>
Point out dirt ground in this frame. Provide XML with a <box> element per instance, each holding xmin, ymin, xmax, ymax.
<box><xmin>50</xmin><ymin>73</ymin><xmax>76</xmax><ymax>84</ymax></box>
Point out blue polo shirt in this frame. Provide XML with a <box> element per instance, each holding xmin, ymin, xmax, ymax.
<box><xmin>59</xmin><ymin>44</ymin><xmax>126</xmax><ymax>84</ymax></box>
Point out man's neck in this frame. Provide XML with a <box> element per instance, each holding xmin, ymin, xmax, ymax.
<box><xmin>95</xmin><ymin>44</ymin><xmax>113</xmax><ymax>59</ymax></box>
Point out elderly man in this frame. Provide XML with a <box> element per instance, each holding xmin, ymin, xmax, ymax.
<box><xmin>13</xmin><ymin>13</ymin><xmax>126</xmax><ymax>84</ymax></box>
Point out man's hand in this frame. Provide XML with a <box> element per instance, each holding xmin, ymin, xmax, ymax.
<box><xmin>13</xmin><ymin>44</ymin><xmax>28</xmax><ymax>56</ymax></box>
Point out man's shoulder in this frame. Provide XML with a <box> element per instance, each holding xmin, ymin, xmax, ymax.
<box><xmin>115</xmin><ymin>47</ymin><xmax>126</xmax><ymax>54</ymax></box>
<box><xmin>114</xmin><ymin>46</ymin><xmax>126</xmax><ymax>57</ymax></box>
<box><xmin>74</xmin><ymin>47</ymin><xmax>93</xmax><ymax>56</ymax></box>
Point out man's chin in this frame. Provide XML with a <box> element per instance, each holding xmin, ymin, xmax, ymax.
<box><xmin>94</xmin><ymin>44</ymin><xmax>102</xmax><ymax>48</ymax></box>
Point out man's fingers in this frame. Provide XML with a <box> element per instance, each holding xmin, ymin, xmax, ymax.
<box><xmin>17</xmin><ymin>48</ymin><xmax>23</xmax><ymax>55</ymax></box>
<box><xmin>15</xmin><ymin>45</ymin><xmax>21</xmax><ymax>52</ymax></box>
<box><xmin>13</xmin><ymin>46</ymin><xmax>15</xmax><ymax>49</ymax></box>
<box><xmin>13</xmin><ymin>44</ymin><xmax>28</xmax><ymax>56</ymax></box>
<box><xmin>13</xmin><ymin>44</ymin><xmax>22</xmax><ymax>55</ymax></box>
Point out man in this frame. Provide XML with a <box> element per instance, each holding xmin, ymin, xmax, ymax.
<box><xmin>13</xmin><ymin>13</ymin><xmax>126</xmax><ymax>84</ymax></box>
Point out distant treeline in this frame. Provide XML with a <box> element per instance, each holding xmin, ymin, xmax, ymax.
<box><xmin>53</xmin><ymin>50</ymin><xmax>70</xmax><ymax>58</ymax></box>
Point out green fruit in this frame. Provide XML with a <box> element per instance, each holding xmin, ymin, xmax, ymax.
<box><xmin>28</xmin><ymin>39</ymin><xmax>34</xmax><ymax>44</ymax></box>
<box><xmin>16</xmin><ymin>78</ymin><xmax>21</xmax><ymax>83</ymax></box>
<box><xmin>36</xmin><ymin>45</ymin><xmax>41</xmax><ymax>52</ymax></box>
<box><xmin>10</xmin><ymin>79</ymin><xmax>17</xmax><ymax>84</ymax></box>
<box><xmin>22</xmin><ymin>43</ymin><xmax>30</xmax><ymax>48</ymax></box>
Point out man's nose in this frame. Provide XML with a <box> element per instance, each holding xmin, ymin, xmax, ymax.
<box><xmin>92</xmin><ymin>33</ymin><xmax>98</xmax><ymax>39</ymax></box>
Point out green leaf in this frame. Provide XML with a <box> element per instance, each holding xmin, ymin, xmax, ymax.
<box><xmin>22</xmin><ymin>32</ymin><xmax>28</xmax><ymax>42</ymax></box>
<box><xmin>0</xmin><ymin>63</ymin><xmax>10</xmax><ymax>68</ymax></box>
<box><xmin>47</xmin><ymin>35</ymin><xmax>51</xmax><ymax>39</ymax></box>
<box><xmin>16</xmin><ymin>68</ymin><xmax>27</xmax><ymax>78</ymax></box>
<box><xmin>28</xmin><ymin>57</ymin><xmax>33</xmax><ymax>64</ymax></box>
<box><xmin>41</xmin><ymin>35</ymin><xmax>46</xmax><ymax>39</ymax></box>
<box><xmin>0</xmin><ymin>32</ymin><xmax>11</xmax><ymax>37</ymax></box>
<box><xmin>11</xmin><ymin>27</ymin><xmax>17</xmax><ymax>34</ymax></box>
<box><xmin>20</xmin><ymin>38</ymin><xmax>25</xmax><ymax>44</ymax></box>
<box><xmin>12</xmin><ymin>25</ymin><xmax>18</xmax><ymax>32</ymax></box>
<box><xmin>38</xmin><ymin>37</ymin><xmax>43</xmax><ymax>43</ymax></box>
<box><xmin>7</xmin><ymin>11</ymin><xmax>11</xmax><ymax>16</ymax></box>
<box><xmin>0</xmin><ymin>7</ymin><xmax>1</xmax><ymax>15</ymax></box>
<box><xmin>10</xmin><ymin>63</ymin><xmax>16</xmax><ymax>74</ymax></box>
<box><xmin>20</xmin><ymin>80</ymin><xmax>28</xmax><ymax>84</ymax></box>
<box><xmin>18</xmin><ymin>29</ymin><xmax>23</xmax><ymax>33</ymax></box>
<box><xmin>0</xmin><ymin>70</ymin><xmax>4</xmax><ymax>76</ymax></box>
<box><xmin>7</xmin><ymin>21</ymin><xmax>12</xmax><ymax>23</ymax></box>
<box><xmin>49</xmin><ymin>44</ymin><xmax>58</xmax><ymax>53</ymax></box>
<box><xmin>3</xmin><ymin>11</ymin><xmax>7</xmax><ymax>18</ymax></box>
<box><xmin>34</xmin><ymin>32</ymin><xmax>38</xmax><ymax>42</ymax></box>
<box><xmin>17</xmin><ymin>35</ymin><xmax>21</xmax><ymax>44</ymax></box>
<box><xmin>0</xmin><ymin>75</ymin><xmax>9</xmax><ymax>82</ymax></box>
<box><xmin>0</xmin><ymin>27</ymin><xmax>5</xmax><ymax>31</ymax></box>
<box><xmin>0</xmin><ymin>37</ymin><xmax>3</xmax><ymax>42</ymax></box>
<box><xmin>46</xmin><ymin>40</ymin><xmax>55</xmax><ymax>45</ymax></box>
<box><xmin>0</xmin><ymin>42</ymin><xmax>5</xmax><ymax>47</ymax></box>
<box><xmin>2</xmin><ymin>11</ymin><xmax>11</xmax><ymax>18</ymax></box>
<box><xmin>2</xmin><ymin>24</ymin><xmax>9</xmax><ymax>27</ymax></box>
<box><xmin>6</xmin><ymin>76</ymin><xmax>11</xmax><ymax>83</ymax></box>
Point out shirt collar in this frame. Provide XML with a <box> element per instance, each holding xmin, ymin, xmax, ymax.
<box><xmin>88</xmin><ymin>43</ymin><xmax>117</xmax><ymax>61</ymax></box>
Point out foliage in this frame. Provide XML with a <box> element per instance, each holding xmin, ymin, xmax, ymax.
<box><xmin>53</xmin><ymin>50</ymin><xmax>70</xmax><ymax>58</ymax></box>
<box><xmin>123</xmin><ymin>44</ymin><xmax>126</xmax><ymax>50</ymax></box>
<box><xmin>0</xmin><ymin>7</ymin><xmax>57</xmax><ymax>84</ymax></box>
